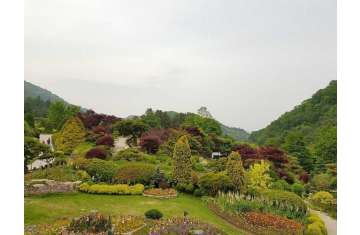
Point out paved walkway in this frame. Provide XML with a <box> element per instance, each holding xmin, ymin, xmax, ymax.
<box><xmin>113</xmin><ymin>136</ymin><xmax>129</xmax><ymax>152</ymax></box>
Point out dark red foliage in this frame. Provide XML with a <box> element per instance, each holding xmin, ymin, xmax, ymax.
<box><xmin>140</xmin><ymin>135</ymin><xmax>161</xmax><ymax>154</ymax></box>
<box><xmin>258</xmin><ymin>146</ymin><xmax>288</xmax><ymax>165</ymax></box>
<box><xmin>299</xmin><ymin>172</ymin><xmax>310</xmax><ymax>183</ymax></box>
<box><xmin>78</xmin><ymin>110</ymin><xmax>120</xmax><ymax>129</ymax></box>
<box><xmin>139</xmin><ymin>128</ymin><xmax>170</xmax><ymax>154</ymax></box>
<box><xmin>96</xmin><ymin>135</ymin><xmax>114</xmax><ymax>147</ymax></box>
<box><xmin>93</xmin><ymin>125</ymin><xmax>110</xmax><ymax>135</ymax></box>
<box><xmin>85</xmin><ymin>147</ymin><xmax>107</xmax><ymax>159</ymax></box>
<box><xmin>232</xmin><ymin>144</ymin><xmax>259</xmax><ymax>161</ymax></box>
<box><xmin>185</xmin><ymin>126</ymin><xmax>204</xmax><ymax>137</ymax></box>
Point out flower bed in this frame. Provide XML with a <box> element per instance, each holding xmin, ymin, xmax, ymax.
<box><xmin>208</xmin><ymin>202</ymin><xmax>303</xmax><ymax>235</ymax></box>
<box><xmin>143</xmin><ymin>188</ymin><xmax>177</xmax><ymax>199</ymax></box>
<box><xmin>113</xmin><ymin>215</ymin><xmax>146</xmax><ymax>234</ymax></box>
<box><xmin>148</xmin><ymin>217</ymin><xmax>226</xmax><ymax>235</ymax></box>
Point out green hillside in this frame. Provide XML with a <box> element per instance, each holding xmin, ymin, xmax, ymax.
<box><xmin>249</xmin><ymin>80</ymin><xmax>337</xmax><ymax>167</ymax></box>
<box><xmin>221</xmin><ymin>124</ymin><xmax>249</xmax><ymax>141</ymax></box>
<box><xmin>25</xmin><ymin>81</ymin><xmax>66</xmax><ymax>103</ymax></box>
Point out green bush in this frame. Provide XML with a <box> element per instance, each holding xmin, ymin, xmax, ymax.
<box><xmin>270</xmin><ymin>179</ymin><xmax>291</xmax><ymax>191</ymax></box>
<box><xmin>144</xmin><ymin>209</ymin><xmax>163</xmax><ymax>220</ymax></box>
<box><xmin>76</xmin><ymin>170</ymin><xmax>91</xmax><ymax>181</ymax></box>
<box><xmin>84</xmin><ymin>159</ymin><xmax>119</xmax><ymax>183</ymax></box>
<box><xmin>113</xmin><ymin>163</ymin><xmax>156</xmax><ymax>185</ymax></box>
<box><xmin>198</xmin><ymin>172</ymin><xmax>234</xmax><ymax>196</ymax></box>
<box><xmin>305</xmin><ymin>213</ymin><xmax>327</xmax><ymax>235</ymax></box>
<box><xmin>79</xmin><ymin>183</ymin><xmax>144</xmax><ymax>195</ymax></box>
<box><xmin>260</xmin><ymin>189</ymin><xmax>307</xmax><ymax>218</ymax></box>
<box><xmin>310</xmin><ymin>191</ymin><xmax>336</xmax><ymax>216</ymax></box>
<box><xmin>176</xmin><ymin>182</ymin><xmax>194</xmax><ymax>193</ymax></box>
<box><xmin>291</xmin><ymin>182</ymin><xmax>305</xmax><ymax>196</ymax></box>
<box><xmin>113</xmin><ymin>148</ymin><xmax>146</xmax><ymax>161</ymax></box>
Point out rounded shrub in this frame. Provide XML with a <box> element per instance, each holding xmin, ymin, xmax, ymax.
<box><xmin>96</xmin><ymin>135</ymin><xmax>114</xmax><ymax>147</ymax></box>
<box><xmin>113</xmin><ymin>163</ymin><xmax>156</xmax><ymax>185</ymax></box>
<box><xmin>145</xmin><ymin>209</ymin><xmax>163</xmax><ymax>220</ymax></box>
<box><xmin>198</xmin><ymin>172</ymin><xmax>234</xmax><ymax>196</ymax></box>
<box><xmin>113</xmin><ymin>148</ymin><xmax>145</xmax><ymax>161</ymax></box>
<box><xmin>291</xmin><ymin>182</ymin><xmax>305</xmax><ymax>196</ymax></box>
<box><xmin>85</xmin><ymin>146</ymin><xmax>108</xmax><ymax>160</ymax></box>
<box><xmin>84</xmin><ymin>159</ymin><xmax>119</xmax><ymax>182</ymax></box>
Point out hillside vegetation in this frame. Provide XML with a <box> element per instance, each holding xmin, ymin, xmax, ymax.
<box><xmin>250</xmin><ymin>80</ymin><xmax>337</xmax><ymax>171</ymax></box>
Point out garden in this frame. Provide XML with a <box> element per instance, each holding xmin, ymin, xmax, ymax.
<box><xmin>24</xmin><ymin>106</ymin><xmax>337</xmax><ymax>235</ymax></box>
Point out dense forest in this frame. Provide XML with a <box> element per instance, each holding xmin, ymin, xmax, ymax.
<box><xmin>250</xmin><ymin>81</ymin><xmax>337</xmax><ymax>171</ymax></box>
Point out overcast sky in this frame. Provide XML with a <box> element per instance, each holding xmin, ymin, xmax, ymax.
<box><xmin>25</xmin><ymin>0</ymin><xmax>336</xmax><ymax>131</ymax></box>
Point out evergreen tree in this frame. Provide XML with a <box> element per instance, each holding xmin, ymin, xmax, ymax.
<box><xmin>53</xmin><ymin>117</ymin><xmax>86</xmax><ymax>154</ymax></box>
<box><xmin>172</xmin><ymin>135</ymin><xmax>192</xmax><ymax>184</ymax></box>
<box><xmin>282</xmin><ymin>131</ymin><xmax>314</xmax><ymax>172</ymax></box>
<box><xmin>226</xmin><ymin>151</ymin><xmax>246</xmax><ymax>192</ymax></box>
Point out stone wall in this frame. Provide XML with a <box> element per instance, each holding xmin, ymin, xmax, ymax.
<box><xmin>25</xmin><ymin>179</ymin><xmax>81</xmax><ymax>195</ymax></box>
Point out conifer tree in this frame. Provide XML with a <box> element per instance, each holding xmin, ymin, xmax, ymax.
<box><xmin>226</xmin><ymin>151</ymin><xmax>246</xmax><ymax>192</ymax></box>
<box><xmin>172</xmin><ymin>135</ymin><xmax>192</xmax><ymax>184</ymax></box>
<box><xmin>54</xmin><ymin>117</ymin><xmax>86</xmax><ymax>154</ymax></box>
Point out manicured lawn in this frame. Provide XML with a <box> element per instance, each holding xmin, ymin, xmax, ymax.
<box><xmin>24</xmin><ymin>192</ymin><xmax>244</xmax><ymax>235</ymax></box>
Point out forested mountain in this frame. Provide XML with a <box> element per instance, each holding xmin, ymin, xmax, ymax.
<box><xmin>220</xmin><ymin>124</ymin><xmax>249</xmax><ymax>141</ymax></box>
<box><xmin>25</xmin><ymin>81</ymin><xmax>66</xmax><ymax>103</ymax></box>
<box><xmin>196</xmin><ymin>107</ymin><xmax>249</xmax><ymax>140</ymax></box>
<box><xmin>250</xmin><ymin>80</ymin><xmax>337</xmax><ymax>167</ymax></box>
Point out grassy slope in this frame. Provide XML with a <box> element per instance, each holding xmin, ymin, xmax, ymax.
<box><xmin>25</xmin><ymin>193</ymin><xmax>243</xmax><ymax>235</ymax></box>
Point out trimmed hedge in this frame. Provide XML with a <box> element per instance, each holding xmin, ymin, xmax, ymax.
<box><xmin>79</xmin><ymin>183</ymin><xmax>144</xmax><ymax>195</ymax></box>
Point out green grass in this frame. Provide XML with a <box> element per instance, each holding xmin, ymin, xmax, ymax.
<box><xmin>25</xmin><ymin>193</ymin><xmax>244</xmax><ymax>235</ymax></box>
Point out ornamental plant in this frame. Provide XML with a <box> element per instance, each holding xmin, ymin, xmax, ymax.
<box><xmin>84</xmin><ymin>158</ymin><xmax>119</xmax><ymax>182</ymax></box>
<box><xmin>145</xmin><ymin>209</ymin><xmax>163</xmax><ymax>220</ymax></box>
<box><xmin>95</xmin><ymin>135</ymin><xmax>114</xmax><ymax>147</ymax></box>
<box><xmin>226</xmin><ymin>151</ymin><xmax>246</xmax><ymax>193</ymax></box>
<box><xmin>53</xmin><ymin>117</ymin><xmax>86</xmax><ymax>154</ymax></box>
<box><xmin>85</xmin><ymin>146</ymin><xmax>108</xmax><ymax>160</ymax></box>
<box><xmin>68</xmin><ymin>212</ymin><xmax>112</xmax><ymax>233</ymax></box>
<box><xmin>79</xmin><ymin>183</ymin><xmax>144</xmax><ymax>195</ymax></box>
<box><xmin>172</xmin><ymin>135</ymin><xmax>192</xmax><ymax>185</ymax></box>
<box><xmin>113</xmin><ymin>163</ymin><xmax>156</xmax><ymax>185</ymax></box>
<box><xmin>246</xmin><ymin>160</ymin><xmax>271</xmax><ymax>192</ymax></box>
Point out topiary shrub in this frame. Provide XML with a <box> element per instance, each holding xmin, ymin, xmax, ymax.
<box><xmin>84</xmin><ymin>159</ymin><xmax>119</xmax><ymax>182</ymax></box>
<box><xmin>113</xmin><ymin>163</ymin><xmax>156</xmax><ymax>185</ymax></box>
<box><xmin>85</xmin><ymin>146</ymin><xmax>108</xmax><ymax>160</ymax></box>
<box><xmin>95</xmin><ymin>135</ymin><xmax>114</xmax><ymax>147</ymax></box>
<box><xmin>145</xmin><ymin>209</ymin><xmax>163</xmax><ymax>220</ymax></box>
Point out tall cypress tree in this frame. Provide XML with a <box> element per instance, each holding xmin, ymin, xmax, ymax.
<box><xmin>172</xmin><ymin>135</ymin><xmax>192</xmax><ymax>184</ymax></box>
<box><xmin>226</xmin><ymin>151</ymin><xmax>246</xmax><ymax>192</ymax></box>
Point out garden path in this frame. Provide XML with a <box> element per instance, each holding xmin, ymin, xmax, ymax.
<box><xmin>310</xmin><ymin>209</ymin><xmax>337</xmax><ymax>235</ymax></box>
